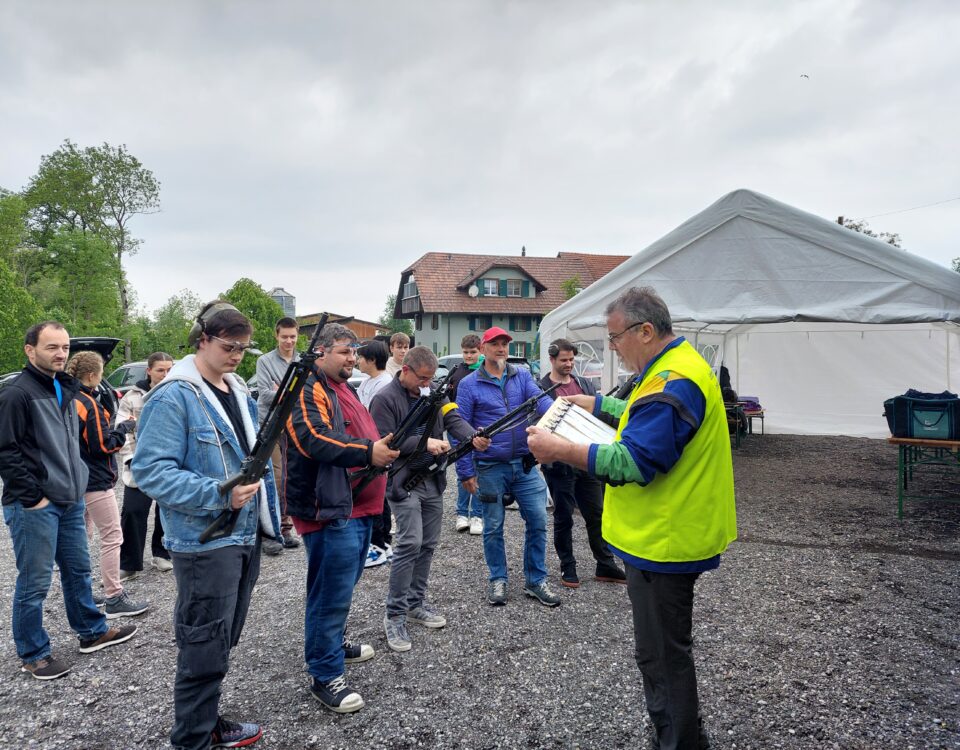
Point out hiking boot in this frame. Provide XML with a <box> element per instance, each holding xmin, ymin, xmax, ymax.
<box><xmin>365</xmin><ymin>545</ymin><xmax>388</xmax><ymax>568</ymax></box>
<box><xmin>118</xmin><ymin>569</ymin><xmax>138</xmax><ymax>582</ymax></box>
<box><xmin>21</xmin><ymin>656</ymin><xmax>71</xmax><ymax>680</ymax></box>
<box><xmin>211</xmin><ymin>716</ymin><xmax>263</xmax><ymax>747</ymax></box>
<box><xmin>560</xmin><ymin>570</ymin><xmax>581</xmax><ymax>589</ymax></box>
<box><xmin>79</xmin><ymin>624</ymin><xmax>137</xmax><ymax>653</ymax></box>
<box><xmin>383</xmin><ymin>614</ymin><xmax>412</xmax><ymax>652</ymax></box>
<box><xmin>310</xmin><ymin>675</ymin><xmax>364</xmax><ymax>713</ymax></box>
<box><xmin>342</xmin><ymin>637</ymin><xmax>374</xmax><ymax>664</ymax></box>
<box><xmin>408</xmin><ymin>604</ymin><xmax>446</xmax><ymax>628</ymax></box>
<box><xmin>455</xmin><ymin>515</ymin><xmax>470</xmax><ymax>532</ymax></box>
<box><xmin>595</xmin><ymin>565</ymin><xmax>627</xmax><ymax>584</ymax></box>
<box><xmin>262</xmin><ymin>538</ymin><xmax>283</xmax><ymax>556</ymax></box>
<box><xmin>104</xmin><ymin>591</ymin><xmax>149</xmax><ymax>619</ymax></box>
<box><xmin>151</xmin><ymin>556</ymin><xmax>173</xmax><ymax>572</ymax></box>
<box><xmin>487</xmin><ymin>579</ymin><xmax>508</xmax><ymax>606</ymax></box>
<box><xmin>524</xmin><ymin>581</ymin><xmax>561</xmax><ymax>607</ymax></box>
<box><xmin>469</xmin><ymin>517</ymin><xmax>483</xmax><ymax>535</ymax></box>
<box><xmin>282</xmin><ymin>533</ymin><xmax>301</xmax><ymax>549</ymax></box>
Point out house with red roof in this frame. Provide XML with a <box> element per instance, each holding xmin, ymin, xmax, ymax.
<box><xmin>393</xmin><ymin>249</ymin><xmax>629</xmax><ymax>358</ymax></box>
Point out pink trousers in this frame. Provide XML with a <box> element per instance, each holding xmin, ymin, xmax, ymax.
<box><xmin>84</xmin><ymin>489</ymin><xmax>124</xmax><ymax>598</ymax></box>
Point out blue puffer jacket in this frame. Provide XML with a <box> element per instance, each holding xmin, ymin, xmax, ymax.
<box><xmin>132</xmin><ymin>355</ymin><xmax>282</xmax><ymax>552</ymax></box>
<box><xmin>454</xmin><ymin>364</ymin><xmax>553</xmax><ymax>480</ymax></box>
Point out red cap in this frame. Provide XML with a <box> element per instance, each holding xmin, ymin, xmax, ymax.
<box><xmin>481</xmin><ymin>326</ymin><xmax>513</xmax><ymax>344</ymax></box>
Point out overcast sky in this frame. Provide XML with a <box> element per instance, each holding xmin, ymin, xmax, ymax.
<box><xmin>1</xmin><ymin>0</ymin><xmax>958</xmax><ymax>323</ymax></box>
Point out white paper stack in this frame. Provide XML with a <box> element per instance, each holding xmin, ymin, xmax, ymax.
<box><xmin>535</xmin><ymin>398</ymin><xmax>617</xmax><ymax>446</ymax></box>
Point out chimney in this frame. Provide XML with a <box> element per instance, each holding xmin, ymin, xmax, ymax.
<box><xmin>521</xmin><ymin>245</ymin><xmax>526</xmax><ymax>256</ymax></box>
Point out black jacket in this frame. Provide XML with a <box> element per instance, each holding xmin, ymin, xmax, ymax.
<box><xmin>368</xmin><ymin>376</ymin><xmax>474</xmax><ymax>502</ymax></box>
<box><xmin>447</xmin><ymin>362</ymin><xmax>477</xmax><ymax>404</ymax></box>
<box><xmin>75</xmin><ymin>385</ymin><xmax>134</xmax><ymax>492</ymax></box>
<box><xmin>0</xmin><ymin>364</ymin><xmax>89</xmax><ymax>507</ymax></box>
<box><xmin>284</xmin><ymin>367</ymin><xmax>374</xmax><ymax>522</ymax></box>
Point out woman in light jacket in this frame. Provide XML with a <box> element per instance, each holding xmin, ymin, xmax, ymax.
<box><xmin>116</xmin><ymin>352</ymin><xmax>174</xmax><ymax>578</ymax></box>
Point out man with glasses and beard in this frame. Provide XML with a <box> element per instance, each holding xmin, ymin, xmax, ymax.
<box><xmin>284</xmin><ymin>323</ymin><xmax>399</xmax><ymax>713</ymax></box>
<box><xmin>133</xmin><ymin>301</ymin><xmax>283</xmax><ymax>749</ymax></box>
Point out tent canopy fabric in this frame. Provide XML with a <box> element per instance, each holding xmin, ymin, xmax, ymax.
<box><xmin>547</xmin><ymin>188</ymin><xmax>960</xmax><ymax>331</ymax></box>
<box><xmin>539</xmin><ymin>189</ymin><xmax>960</xmax><ymax>437</ymax></box>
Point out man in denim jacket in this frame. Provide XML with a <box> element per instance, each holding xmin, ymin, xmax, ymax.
<box><xmin>133</xmin><ymin>302</ymin><xmax>282</xmax><ymax>750</ymax></box>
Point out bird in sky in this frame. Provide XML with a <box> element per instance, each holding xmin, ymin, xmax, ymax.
<box><xmin>800</xmin><ymin>74</ymin><xmax>810</xmax><ymax>78</ymax></box>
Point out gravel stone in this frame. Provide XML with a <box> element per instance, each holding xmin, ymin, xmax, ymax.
<box><xmin>0</xmin><ymin>435</ymin><xmax>958</xmax><ymax>748</ymax></box>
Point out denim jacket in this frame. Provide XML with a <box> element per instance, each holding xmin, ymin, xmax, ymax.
<box><xmin>131</xmin><ymin>355</ymin><xmax>282</xmax><ymax>552</ymax></box>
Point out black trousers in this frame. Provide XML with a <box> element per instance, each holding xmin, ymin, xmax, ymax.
<box><xmin>170</xmin><ymin>538</ymin><xmax>261</xmax><ymax>750</ymax></box>
<box><xmin>119</xmin><ymin>484</ymin><xmax>169</xmax><ymax>571</ymax></box>
<box><xmin>543</xmin><ymin>466</ymin><xmax>619</xmax><ymax>576</ymax></box>
<box><xmin>626</xmin><ymin>566</ymin><xmax>710</xmax><ymax>750</ymax></box>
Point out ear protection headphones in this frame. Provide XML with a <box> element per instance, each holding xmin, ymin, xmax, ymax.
<box><xmin>187</xmin><ymin>301</ymin><xmax>241</xmax><ymax>347</ymax></box>
<box><xmin>548</xmin><ymin>342</ymin><xmax>578</xmax><ymax>358</ymax></box>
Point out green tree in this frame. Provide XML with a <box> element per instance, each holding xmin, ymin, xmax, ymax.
<box><xmin>128</xmin><ymin>289</ymin><xmax>202</xmax><ymax>361</ymax></box>
<box><xmin>25</xmin><ymin>140</ymin><xmax>160</xmax><ymax>358</ymax></box>
<box><xmin>0</xmin><ymin>258</ymin><xmax>43</xmax><ymax>372</ymax></box>
<box><xmin>952</xmin><ymin>258</ymin><xmax>960</xmax><ymax>273</ymax></box>
<box><xmin>560</xmin><ymin>274</ymin><xmax>584</xmax><ymax>300</ymax></box>
<box><xmin>841</xmin><ymin>218</ymin><xmax>901</xmax><ymax>248</ymax></box>
<box><xmin>377</xmin><ymin>293</ymin><xmax>413</xmax><ymax>337</ymax></box>
<box><xmin>221</xmin><ymin>278</ymin><xmax>284</xmax><ymax>380</ymax></box>
<box><xmin>42</xmin><ymin>230</ymin><xmax>122</xmax><ymax>335</ymax></box>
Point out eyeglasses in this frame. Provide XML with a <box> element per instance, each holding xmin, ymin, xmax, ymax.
<box><xmin>410</xmin><ymin>368</ymin><xmax>435</xmax><ymax>384</ymax></box>
<box><xmin>607</xmin><ymin>321</ymin><xmax>646</xmax><ymax>344</ymax></box>
<box><xmin>210</xmin><ymin>335</ymin><xmax>254</xmax><ymax>355</ymax></box>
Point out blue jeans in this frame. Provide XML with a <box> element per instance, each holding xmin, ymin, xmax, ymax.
<box><xmin>302</xmin><ymin>517</ymin><xmax>372</xmax><ymax>682</ymax></box>
<box><xmin>455</xmin><ymin>478</ymin><xmax>482</xmax><ymax>518</ymax></box>
<box><xmin>476</xmin><ymin>459</ymin><xmax>549</xmax><ymax>586</ymax></box>
<box><xmin>3</xmin><ymin>499</ymin><xmax>107</xmax><ymax>662</ymax></box>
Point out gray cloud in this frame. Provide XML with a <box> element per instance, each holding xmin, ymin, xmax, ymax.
<box><xmin>1</xmin><ymin>0</ymin><xmax>958</xmax><ymax>321</ymax></box>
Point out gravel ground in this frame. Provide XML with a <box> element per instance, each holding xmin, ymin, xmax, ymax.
<box><xmin>0</xmin><ymin>434</ymin><xmax>958</xmax><ymax>749</ymax></box>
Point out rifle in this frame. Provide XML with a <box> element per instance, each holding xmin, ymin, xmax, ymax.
<box><xmin>198</xmin><ymin>312</ymin><xmax>334</xmax><ymax>543</ymax></box>
<box><xmin>350</xmin><ymin>370</ymin><xmax>453</xmax><ymax>499</ymax></box>
<box><xmin>401</xmin><ymin>380</ymin><xmax>561</xmax><ymax>492</ymax></box>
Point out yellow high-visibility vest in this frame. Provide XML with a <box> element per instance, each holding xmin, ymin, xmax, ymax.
<box><xmin>602</xmin><ymin>340</ymin><xmax>737</xmax><ymax>562</ymax></box>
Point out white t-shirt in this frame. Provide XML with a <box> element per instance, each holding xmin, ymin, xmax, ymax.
<box><xmin>357</xmin><ymin>371</ymin><xmax>394</xmax><ymax>409</ymax></box>
<box><xmin>384</xmin><ymin>358</ymin><xmax>403</xmax><ymax>378</ymax></box>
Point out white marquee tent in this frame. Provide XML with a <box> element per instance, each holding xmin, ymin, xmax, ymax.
<box><xmin>539</xmin><ymin>189</ymin><xmax>960</xmax><ymax>437</ymax></box>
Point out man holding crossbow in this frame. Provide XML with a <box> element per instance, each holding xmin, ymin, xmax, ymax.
<box><xmin>368</xmin><ymin>346</ymin><xmax>486</xmax><ymax>652</ymax></box>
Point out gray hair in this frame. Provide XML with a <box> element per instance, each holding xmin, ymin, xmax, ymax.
<box><xmin>606</xmin><ymin>287</ymin><xmax>673</xmax><ymax>337</ymax></box>
<box><xmin>317</xmin><ymin>323</ymin><xmax>357</xmax><ymax>348</ymax></box>
<box><xmin>403</xmin><ymin>345</ymin><xmax>438</xmax><ymax>371</ymax></box>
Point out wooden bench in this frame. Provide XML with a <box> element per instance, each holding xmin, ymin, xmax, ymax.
<box><xmin>887</xmin><ymin>436</ymin><xmax>960</xmax><ymax>518</ymax></box>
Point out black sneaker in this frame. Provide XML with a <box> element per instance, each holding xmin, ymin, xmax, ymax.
<box><xmin>21</xmin><ymin>656</ymin><xmax>71</xmax><ymax>680</ymax></box>
<box><xmin>342</xmin><ymin>637</ymin><xmax>374</xmax><ymax>664</ymax></box>
<box><xmin>211</xmin><ymin>717</ymin><xmax>263</xmax><ymax>748</ymax></box>
<box><xmin>78</xmin><ymin>624</ymin><xmax>137</xmax><ymax>653</ymax></box>
<box><xmin>560</xmin><ymin>570</ymin><xmax>581</xmax><ymax>589</ymax></box>
<box><xmin>262</xmin><ymin>538</ymin><xmax>283</xmax><ymax>556</ymax></box>
<box><xmin>487</xmin><ymin>579</ymin><xmax>508</xmax><ymax>606</ymax></box>
<box><xmin>523</xmin><ymin>581</ymin><xmax>561</xmax><ymax>607</ymax></box>
<box><xmin>282</xmin><ymin>534</ymin><xmax>301</xmax><ymax>549</ymax></box>
<box><xmin>310</xmin><ymin>675</ymin><xmax>364</xmax><ymax>713</ymax></box>
<box><xmin>595</xmin><ymin>565</ymin><xmax>627</xmax><ymax>584</ymax></box>
<box><xmin>104</xmin><ymin>591</ymin><xmax>149</xmax><ymax>619</ymax></box>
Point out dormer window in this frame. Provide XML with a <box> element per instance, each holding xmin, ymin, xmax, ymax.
<box><xmin>506</xmin><ymin>279</ymin><xmax>523</xmax><ymax>297</ymax></box>
<box><xmin>483</xmin><ymin>279</ymin><xmax>499</xmax><ymax>296</ymax></box>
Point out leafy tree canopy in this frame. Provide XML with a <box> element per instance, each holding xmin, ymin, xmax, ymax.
<box><xmin>0</xmin><ymin>258</ymin><xmax>43</xmax><ymax>372</ymax></box>
<box><xmin>841</xmin><ymin>218</ymin><xmax>901</xmax><ymax>248</ymax></box>
<box><xmin>377</xmin><ymin>293</ymin><xmax>413</xmax><ymax>337</ymax></box>
<box><xmin>221</xmin><ymin>278</ymin><xmax>285</xmax><ymax>380</ymax></box>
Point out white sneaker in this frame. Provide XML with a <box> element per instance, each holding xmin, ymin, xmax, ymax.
<box><xmin>151</xmin><ymin>557</ymin><xmax>173</xmax><ymax>572</ymax></box>
<box><xmin>469</xmin><ymin>517</ymin><xmax>483</xmax><ymax>535</ymax></box>
<box><xmin>364</xmin><ymin>546</ymin><xmax>388</xmax><ymax>568</ymax></box>
<box><xmin>455</xmin><ymin>515</ymin><xmax>470</xmax><ymax>532</ymax></box>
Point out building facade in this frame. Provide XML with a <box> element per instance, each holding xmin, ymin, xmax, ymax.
<box><xmin>394</xmin><ymin>251</ymin><xmax>629</xmax><ymax>358</ymax></box>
